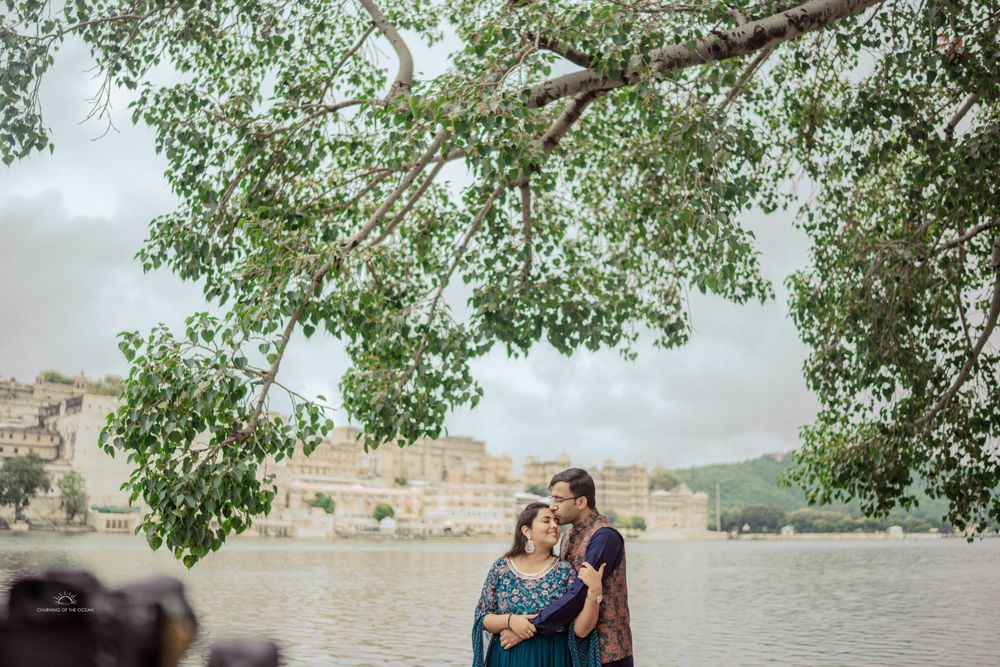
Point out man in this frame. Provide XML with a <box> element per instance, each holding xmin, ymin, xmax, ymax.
<box><xmin>499</xmin><ymin>467</ymin><xmax>634</xmax><ymax>666</ymax></box>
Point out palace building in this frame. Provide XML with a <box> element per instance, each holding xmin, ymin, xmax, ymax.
<box><xmin>0</xmin><ymin>373</ymin><xmax>137</xmax><ymax>530</ymax></box>
<box><xmin>522</xmin><ymin>453</ymin><xmax>709</xmax><ymax>534</ymax></box>
<box><xmin>2</xmin><ymin>370</ymin><xmax>708</xmax><ymax>538</ymax></box>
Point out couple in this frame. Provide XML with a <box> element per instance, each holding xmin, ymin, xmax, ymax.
<box><xmin>472</xmin><ymin>468</ymin><xmax>634</xmax><ymax>667</ymax></box>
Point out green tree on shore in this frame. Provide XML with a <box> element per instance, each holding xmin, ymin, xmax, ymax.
<box><xmin>677</xmin><ymin>454</ymin><xmax>958</xmax><ymax>531</ymax></box>
<box><xmin>525</xmin><ymin>483</ymin><xmax>549</xmax><ymax>498</ymax></box>
<box><xmin>307</xmin><ymin>492</ymin><xmax>336</xmax><ymax>514</ymax></box>
<box><xmin>373</xmin><ymin>503</ymin><xmax>395</xmax><ymax>522</ymax></box>
<box><xmin>0</xmin><ymin>453</ymin><xmax>52</xmax><ymax>523</ymax></box>
<box><xmin>649</xmin><ymin>469</ymin><xmax>682</xmax><ymax>492</ymax></box>
<box><xmin>740</xmin><ymin>505</ymin><xmax>787</xmax><ymax>533</ymax></box>
<box><xmin>4</xmin><ymin>1</ymin><xmax>996</xmax><ymax>564</ymax></box>
<box><xmin>722</xmin><ymin>505</ymin><xmax>787</xmax><ymax>533</ymax></box>
<box><xmin>57</xmin><ymin>471</ymin><xmax>87</xmax><ymax>523</ymax></box>
<box><xmin>39</xmin><ymin>371</ymin><xmax>123</xmax><ymax>396</ymax></box>
<box><xmin>624</xmin><ymin>516</ymin><xmax>647</xmax><ymax>531</ymax></box>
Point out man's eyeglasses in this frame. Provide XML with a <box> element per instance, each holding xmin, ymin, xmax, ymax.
<box><xmin>546</xmin><ymin>495</ymin><xmax>581</xmax><ymax>505</ymax></box>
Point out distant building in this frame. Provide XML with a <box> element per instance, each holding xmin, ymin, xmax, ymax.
<box><xmin>522</xmin><ymin>453</ymin><xmax>708</xmax><ymax>533</ymax></box>
<box><xmin>594</xmin><ymin>459</ymin><xmax>650</xmax><ymax>519</ymax></box>
<box><xmin>1</xmin><ymin>370</ymin><xmax>708</xmax><ymax>538</ymax></box>
<box><xmin>274</xmin><ymin>428</ymin><xmax>522</xmax><ymax>536</ymax></box>
<box><xmin>523</xmin><ymin>452</ymin><xmax>572</xmax><ymax>489</ymax></box>
<box><xmin>0</xmin><ymin>373</ymin><xmax>134</xmax><ymax>526</ymax></box>
<box><xmin>0</xmin><ymin>427</ymin><xmax>61</xmax><ymax>461</ymax></box>
<box><xmin>649</xmin><ymin>484</ymin><xmax>708</xmax><ymax>532</ymax></box>
<box><xmin>286</xmin><ymin>426</ymin><xmax>513</xmax><ymax>484</ymax></box>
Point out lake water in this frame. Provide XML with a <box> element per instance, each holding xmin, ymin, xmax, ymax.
<box><xmin>1</xmin><ymin>534</ymin><xmax>998</xmax><ymax>666</ymax></box>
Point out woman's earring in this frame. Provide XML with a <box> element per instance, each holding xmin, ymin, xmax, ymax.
<box><xmin>525</xmin><ymin>537</ymin><xmax>535</xmax><ymax>554</ymax></box>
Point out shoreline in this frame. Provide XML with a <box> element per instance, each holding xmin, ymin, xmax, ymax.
<box><xmin>725</xmin><ymin>531</ymin><xmax>950</xmax><ymax>541</ymax></box>
<box><xmin>4</xmin><ymin>527</ymin><xmax>994</xmax><ymax>542</ymax></box>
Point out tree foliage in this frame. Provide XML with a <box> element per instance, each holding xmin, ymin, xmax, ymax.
<box><xmin>785</xmin><ymin>508</ymin><xmax>947</xmax><ymax>533</ymax></box>
<box><xmin>525</xmin><ymin>482</ymin><xmax>549</xmax><ymax>497</ymax></box>
<box><xmin>373</xmin><ymin>502</ymin><xmax>395</xmax><ymax>522</ymax></box>
<box><xmin>649</xmin><ymin>468</ymin><xmax>682</xmax><ymax>492</ymax></box>
<box><xmin>677</xmin><ymin>453</ymin><xmax>955</xmax><ymax>529</ymax></box>
<box><xmin>777</xmin><ymin>2</ymin><xmax>1000</xmax><ymax>536</ymax></box>
<box><xmin>3</xmin><ymin>0</ymin><xmax>997</xmax><ymax>565</ymax></box>
<box><xmin>722</xmin><ymin>504</ymin><xmax>787</xmax><ymax>532</ymax></box>
<box><xmin>0</xmin><ymin>453</ymin><xmax>52</xmax><ymax>522</ymax></box>
<box><xmin>38</xmin><ymin>370</ymin><xmax>124</xmax><ymax>395</ymax></box>
<box><xmin>307</xmin><ymin>491</ymin><xmax>336</xmax><ymax>514</ymax></box>
<box><xmin>57</xmin><ymin>470</ymin><xmax>87</xmax><ymax>522</ymax></box>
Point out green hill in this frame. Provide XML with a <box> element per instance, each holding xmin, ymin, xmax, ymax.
<box><xmin>672</xmin><ymin>453</ymin><xmax>953</xmax><ymax>530</ymax></box>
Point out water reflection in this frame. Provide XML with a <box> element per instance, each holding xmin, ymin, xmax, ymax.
<box><xmin>1</xmin><ymin>534</ymin><xmax>997</xmax><ymax>666</ymax></box>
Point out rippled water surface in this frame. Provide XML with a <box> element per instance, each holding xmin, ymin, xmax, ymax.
<box><xmin>2</xmin><ymin>534</ymin><xmax>998</xmax><ymax>666</ymax></box>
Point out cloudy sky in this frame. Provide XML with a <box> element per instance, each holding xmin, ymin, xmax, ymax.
<box><xmin>0</xmin><ymin>31</ymin><xmax>819</xmax><ymax>473</ymax></box>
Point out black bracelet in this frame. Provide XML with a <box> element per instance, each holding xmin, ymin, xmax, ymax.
<box><xmin>505</xmin><ymin>614</ymin><xmax>512</xmax><ymax>630</ymax></box>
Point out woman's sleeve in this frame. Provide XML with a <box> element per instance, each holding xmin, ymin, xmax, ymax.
<box><xmin>471</xmin><ymin>561</ymin><xmax>500</xmax><ymax>666</ymax></box>
<box><xmin>563</xmin><ymin>567</ymin><xmax>577</xmax><ymax>592</ymax></box>
<box><xmin>567</xmin><ymin>622</ymin><xmax>601</xmax><ymax>667</ymax></box>
<box><xmin>563</xmin><ymin>563</ymin><xmax>600</xmax><ymax>667</ymax></box>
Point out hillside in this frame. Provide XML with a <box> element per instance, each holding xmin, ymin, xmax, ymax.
<box><xmin>673</xmin><ymin>453</ymin><xmax>953</xmax><ymax>529</ymax></box>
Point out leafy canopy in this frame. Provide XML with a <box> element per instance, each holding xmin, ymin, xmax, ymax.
<box><xmin>3</xmin><ymin>0</ymin><xmax>997</xmax><ymax>565</ymax></box>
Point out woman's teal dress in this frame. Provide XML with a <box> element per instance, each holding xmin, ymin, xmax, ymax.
<box><xmin>471</xmin><ymin>556</ymin><xmax>600</xmax><ymax>667</ymax></box>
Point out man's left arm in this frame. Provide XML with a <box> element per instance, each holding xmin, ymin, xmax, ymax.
<box><xmin>532</xmin><ymin>528</ymin><xmax>624</xmax><ymax>635</ymax></box>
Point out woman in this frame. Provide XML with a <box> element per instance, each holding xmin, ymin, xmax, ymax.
<box><xmin>472</xmin><ymin>501</ymin><xmax>603</xmax><ymax>667</ymax></box>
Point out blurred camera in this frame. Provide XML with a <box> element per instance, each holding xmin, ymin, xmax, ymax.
<box><xmin>0</xmin><ymin>568</ymin><xmax>280</xmax><ymax>667</ymax></box>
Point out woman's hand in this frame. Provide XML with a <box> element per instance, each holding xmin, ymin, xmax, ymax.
<box><xmin>499</xmin><ymin>629</ymin><xmax>523</xmax><ymax>650</ymax></box>
<box><xmin>508</xmin><ymin>613</ymin><xmax>538</xmax><ymax>640</ymax></box>
<box><xmin>577</xmin><ymin>561</ymin><xmax>605</xmax><ymax>594</ymax></box>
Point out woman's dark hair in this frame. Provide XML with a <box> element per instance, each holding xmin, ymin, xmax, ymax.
<box><xmin>549</xmin><ymin>467</ymin><xmax>597</xmax><ymax>510</ymax></box>
<box><xmin>504</xmin><ymin>501</ymin><xmax>551</xmax><ymax>559</ymax></box>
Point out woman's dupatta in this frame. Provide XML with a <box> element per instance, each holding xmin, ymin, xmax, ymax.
<box><xmin>471</xmin><ymin>561</ymin><xmax>499</xmax><ymax>665</ymax></box>
<box><xmin>568</xmin><ymin>621</ymin><xmax>602</xmax><ymax>667</ymax></box>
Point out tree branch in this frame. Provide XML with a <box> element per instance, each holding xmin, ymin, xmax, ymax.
<box><xmin>320</xmin><ymin>24</ymin><xmax>377</xmax><ymax>102</ymax></box>
<box><xmin>523</xmin><ymin>0</ymin><xmax>885</xmax><ymax>108</ymax></box>
<box><xmin>386</xmin><ymin>185</ymin><xmax>505</xmax><ymax>402</ymax></box>
<box><xmin>195</xmin><ymin>263</ymin><xmax>330</xmax><ymax>469</ymax></box>
<box><xmin>342</xmin><ymin>130</ymin><xmax>450</xmax><ymax>252</ymax></box>
<box><xmin>944</xmin><ymin>92</ymin><xmax>980</xmax><ymax>141</ymax></box>
<box><xmin>321</xmin><ymin>169</ymin><xmax>392</xmax><ymax>216</ymax></box>
<box><xmin>367</xmin><ymin>158</ymin><xmax>445</xmax><ymax>248</ymax></box>
<box><xmin>520</xmin><ymin>181</ymin><xmax>532</xmax><ymax>282</ymax></box>
<box><xmin>528</xmin><ymin>32</ymin><xmax>592</xmax><ymax>68</ymax></box>
<box><xmin>358</xmin><ymin>0</ymin><xmax>413</xmax><ymax>100</ymax></box>
<box><xmin>935</xmin><ymin>218</ymin><xmax>999</xmax><ymax>253</ymax></box>
<box><xmin>539</xmin><ymin>88</ymin><xmax>607</xmax><ymax>153</ymax></box>
<box><xmin>717</xmin><ymin>44</ymin><xmax>775</xmax><ymax>114</ymax></box>
<box><xmin>916</xmin><ymin>232</ymin><xmax>1000</xmax><ymax>428</ymax></box>
<box><xmin>17</xmin><ymin>5</ymin><xmax>182</xmax><ymax>41</ymax></box>
<box><xmin>954</xmin><ymin>225</ymin><xmax>978</xmax><ymax>368</ymax></box>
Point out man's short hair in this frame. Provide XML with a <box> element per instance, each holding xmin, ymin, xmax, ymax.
<box><xmin>549</xmin><ymin>468</ymin><xmax>597</xmax><ymax>510</ymax></box>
